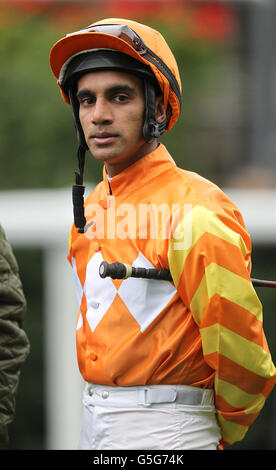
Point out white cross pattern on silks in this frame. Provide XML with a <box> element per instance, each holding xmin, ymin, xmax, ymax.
<box><xmin>72</xmin><ymin>251</ymin><xmax>177</xmax><ymax>333</ymax></box>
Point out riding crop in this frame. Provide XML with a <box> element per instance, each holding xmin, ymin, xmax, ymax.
<box><xmin>99</xmin><ymin>261</ymin><xmax>276</xmax><ymax>288</ymax></box>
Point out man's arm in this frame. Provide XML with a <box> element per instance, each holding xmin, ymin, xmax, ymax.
<box><xmin>168</xmin><ymin>202</ymin><xmax>276</xmax><ymax>447</ymax></box>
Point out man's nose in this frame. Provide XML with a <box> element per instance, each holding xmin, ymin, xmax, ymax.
<box><xmin>91</xmin><ymin>98</ymin><xmax>113</xmax><ymax>124</ymax></box>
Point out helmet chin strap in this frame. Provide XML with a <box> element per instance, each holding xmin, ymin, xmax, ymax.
<box><xmin>143</xmin><ymin>80</ymin><xmax>167</xmax><ymax>143</ymax></box>
<box><xmin>72</xmin><ymin>145</ymin><xmax>87</xmax><ymax>233</ymax></box>
<box><xmin>69</xmin><ymin>88</ymin><xmax>87</xmax><ymax>233</ymax></box>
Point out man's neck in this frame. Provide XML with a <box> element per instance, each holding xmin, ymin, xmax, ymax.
<box><xmin>104</xmin><ymin>140</ymin><xmax>158</xmax><ymax>178</ymax></box>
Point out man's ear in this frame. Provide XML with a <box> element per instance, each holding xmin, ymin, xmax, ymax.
<box><xmin>155</xmin><ymin>95</ymin><xmax>166</xmax><ymax>123</ymax></box>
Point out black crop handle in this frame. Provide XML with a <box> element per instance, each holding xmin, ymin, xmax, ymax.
<box><xmin>99</xmin><ymin>261</ymin><xmax>173</xmax><ymax>281</ymax></box>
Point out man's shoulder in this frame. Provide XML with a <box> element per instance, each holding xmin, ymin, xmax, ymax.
<box><xmin>163</xmin><ymin>164</ymin><xmax>240</xmax><ymax>216</ymax></box>
<box><xmin>165</xmin><ymin>164</ymin><xmax>220</xmax><ymax>198</ymax></box>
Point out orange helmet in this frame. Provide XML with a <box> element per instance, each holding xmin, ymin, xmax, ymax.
<box><xmin>50</xmin><ymin>18</ymin><xmax>182</xmax><ymax>130</ymax></box>
<box><xmin>49</xmin><ymin>18</ymin><xmax>182</xmax><ymax>232</ymax></box>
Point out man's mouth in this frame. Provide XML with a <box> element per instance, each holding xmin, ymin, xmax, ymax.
<box><xmin>90</xmin><ymin>132</ymin><xmax>119</xmax><ymax>145</ymax></box>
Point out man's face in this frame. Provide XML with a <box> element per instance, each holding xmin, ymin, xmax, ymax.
<box><xmin>77</xmin><ymin>70</ymin><xmax>155</xmax><ymax>177</ymax></box>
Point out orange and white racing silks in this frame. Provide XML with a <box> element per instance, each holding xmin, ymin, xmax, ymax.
<box><xmin>68</xmin><ymin>143</ymin><xmax>276</xmax><ymax>447</ymax></box>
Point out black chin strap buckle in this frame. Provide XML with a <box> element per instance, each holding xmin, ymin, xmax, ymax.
<box><xmin>149</xmin><ymin>120</ymin><xmax>161</xmax><ymax>138</ymax></box>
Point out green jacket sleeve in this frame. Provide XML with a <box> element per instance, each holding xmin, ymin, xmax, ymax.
<box><xmin>0</xmin><ymin>225</ymin><xmax>30</xmax><ymax>444</ymax></box>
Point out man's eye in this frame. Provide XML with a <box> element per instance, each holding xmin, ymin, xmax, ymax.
<box><xmin>79</xmin><ymin>97</ymin><xmax>94</xmax><ymax>105</ymax></box>
<box><xmin>114</xmin><ymin>94</ymin><xmax>129</xmax><ymax>103</ymax></box>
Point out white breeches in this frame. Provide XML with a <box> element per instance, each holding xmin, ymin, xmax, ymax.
<box><xmin>78</xmin><ymin>382</ymin><xmax>221</xmax><ymax>450</ymax></box>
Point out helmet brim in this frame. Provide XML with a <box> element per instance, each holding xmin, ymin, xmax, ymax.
<box><xmin>50</xmin><ymin>32</ymin><xmax>154</xmax><ymax>83</ymax></box>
